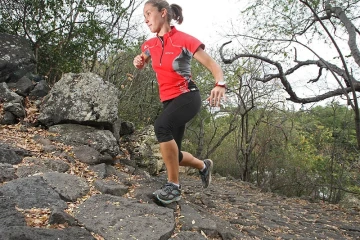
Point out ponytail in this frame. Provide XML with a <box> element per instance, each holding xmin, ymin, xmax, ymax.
<box><xmin>170</xmin><ymin>4</ymin><xmax>183</xmax><ymax>24</ymax></box>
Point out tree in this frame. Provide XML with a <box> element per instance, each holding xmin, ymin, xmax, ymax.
<box><xmin>182</xmin><ymin>53</ymin><xmax>238</xmax><ymax>160</ymax></box>
<box><xmin>96</xmin><ymin>42</ymin><xmax>162</xmax><ymax>127</ymax></box>
<box><xmin>0</xmin><ymin>0</ymin><xmax>143</xmax><ymax>83</ymax></box>
<box><xmin>220</xmin><ymin>0</ymin><xmax>360</xmax><ymax>148</ymax></box>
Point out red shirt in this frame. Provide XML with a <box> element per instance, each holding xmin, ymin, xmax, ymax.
<box><xmin>141</xmin><ymin>26</ymin><xmax>204</xmax><ymax>102</ymax></box>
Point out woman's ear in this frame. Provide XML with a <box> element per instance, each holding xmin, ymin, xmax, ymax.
<box><xmin>161</xmin><ymin>8</ymin><xmax>167</xmax><ymax>18</ymax></box>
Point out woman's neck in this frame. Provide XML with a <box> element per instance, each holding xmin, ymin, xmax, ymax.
<box><xmin>158</xmin><ymin>24</ymin><xmax>171</xmax><ymax>37</ymax></box>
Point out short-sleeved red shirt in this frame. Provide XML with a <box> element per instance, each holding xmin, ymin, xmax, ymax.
<box><xmin>141</xmin><ymin>26</ymin><xmax>205</xmax><ymax>102</ymax></box>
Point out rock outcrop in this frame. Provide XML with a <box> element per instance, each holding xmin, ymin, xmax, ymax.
<box><xmin>38</xmin><ymin>72</ymin><xmax>121</xmax><ymax>139</ymax></box>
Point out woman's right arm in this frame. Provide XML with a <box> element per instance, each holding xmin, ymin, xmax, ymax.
<box><xmin>133</xmin><ymin>52</ymin><xmax>150</xmax><ymax>69</ymax></box>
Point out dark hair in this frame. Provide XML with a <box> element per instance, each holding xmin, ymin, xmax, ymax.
<box><xmin>145</xmin><ymin>0</ymin><xmax>183</xmax><ymax>24</ymax></box>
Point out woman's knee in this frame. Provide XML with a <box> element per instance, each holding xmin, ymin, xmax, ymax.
<box><xmin>178</xmin><ymin>151</ymin><xmax>183</xmax><ymax>162</ymax></box>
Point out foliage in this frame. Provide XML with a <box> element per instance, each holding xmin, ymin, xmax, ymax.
<box><xmin>221</xmin><ymin>0</ymin><xmax>360</xmax><ymax>148</ymax></box>
<box><xmin>205</xmin><ymin>100</ymin><xmax>359</xmax><ymax>203</ymax></box>
<box><xmin>0</xmin><ymin>0</ymin><xmax>143</xmax><ymax>83</ymax></box>
<box><xmin>91</xmin><ymin>41</ymin><xmax>161</xmax><ymax>128</ymax></box>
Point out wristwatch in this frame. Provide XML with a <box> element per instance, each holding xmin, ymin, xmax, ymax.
<box><xmin>215</xmin><ymin>81</ymin><xmax>226</xmax><ymax>88</ymax></box>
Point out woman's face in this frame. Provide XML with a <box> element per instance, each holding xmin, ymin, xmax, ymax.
<box><xmin>143</xmin><ymin>3</ymin><xmax>166</xmax><ymax>33</ymax></box>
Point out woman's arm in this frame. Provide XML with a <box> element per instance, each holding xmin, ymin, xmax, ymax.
<box><xmin>193</xmin><ymin>47</ymin><xmax>226</xmax><ymax>106</ymax></box>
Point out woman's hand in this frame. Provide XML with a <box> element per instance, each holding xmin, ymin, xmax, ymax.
<box><xmin>207</xmin><ymin>86</ymin><xmax>226</xmax><ymax>107</ymax></box>
<box><xmin>133</xmin><ymin>54</ymin><xmax>145</xmax><ymax>69</ymax></box>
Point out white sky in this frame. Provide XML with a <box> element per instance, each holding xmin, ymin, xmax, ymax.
<box><xmin>172</xmin><ymin>0</ymin><xmax>242</xmax><ymax>48</ymax></box>
<box><xmin>135</xmin><ymin>0</ymin><xmax>244</xmax><ymax>49</ymax></box>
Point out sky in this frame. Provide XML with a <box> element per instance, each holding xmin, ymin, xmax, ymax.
<box><xmin>134</xmin><ymin>0</ymin><xmax>244</xmax><ymax>49</ymax></box>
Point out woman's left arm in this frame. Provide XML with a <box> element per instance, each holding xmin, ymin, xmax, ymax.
<box><xmin>193</xmin><ymin>47</ymin><xmax>226</xmax><ymax>107</ymax></box>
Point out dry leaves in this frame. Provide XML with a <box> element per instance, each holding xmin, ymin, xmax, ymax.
<box><xmin>16</xmin><ymin>207</ymin><xmax>51</xmax><ymax>228</ymax></box>
<box><xmin>0</xmin><ymin>103</ymin><xmax>136</xmax><ymax>239</ymax></box>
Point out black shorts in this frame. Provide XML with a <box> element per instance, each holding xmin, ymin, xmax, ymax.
<box><xmin>154</xmin><ymin>91</ymin><xmax>201</xmax><ymax>161</ymax></box>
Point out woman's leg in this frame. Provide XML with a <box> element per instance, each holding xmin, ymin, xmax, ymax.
<box><xmin>179</xmin><ymin>151</ymin><xmax>204</xmax><ymax>169</ymax></box>
<box><xmin>154</xmin><ymin>91</ymin><xmax>201</xmax><ymax>184</ymax></box>
<box><xmin>159</xmin><ymin>140</ymin><xmax>180</xmax><ymax>184</ymax></box>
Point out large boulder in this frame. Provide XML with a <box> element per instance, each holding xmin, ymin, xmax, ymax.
<box><xmin>38</xmin><ymin>72</ymin><xmax>121</xmax><ymax>138</ymax></box>
<box><xmin>48</xmin><ymin>124</ymin><xmax>121</xmax><ymax>159</ymax></box>
<box><xmin>0</xmin><ymin>33</ymin><xmax>36</xmax><ymax>83</ymax></box>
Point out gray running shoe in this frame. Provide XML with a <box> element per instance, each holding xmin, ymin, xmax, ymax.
<box><xmin>154</xmin><ymin>183</ymin><xmax>181</xmax><ymax>204</ymax></box>
<box><xmin>199</xmin><ymin>159</ymin><xmax>213</xmax><ymax>188</ymax></box>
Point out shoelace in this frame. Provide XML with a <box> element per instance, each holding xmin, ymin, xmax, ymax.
<box><xmin>162</xmin><ymin>183</ymin><xmax>177</xmax><ymax>193</ymax></box>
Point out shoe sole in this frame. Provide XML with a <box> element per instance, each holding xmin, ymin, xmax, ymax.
<box><xmin>204</xmin><ymin>159</ymin><xmax>213</xmax><ymax>188</ymax></box>
<box><xmin>156</xmin><ymin>195</ymin><xmax>181</xmax><ymax>204</ymax></box>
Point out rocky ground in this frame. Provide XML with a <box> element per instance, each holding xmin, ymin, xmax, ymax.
<box><xmin>137</xmin><ymin>172</ymin><xmax>360</xmax><ymax>240</ymax></box>
<box><xmin>0</xmin><ymin>123</ymin><xmax>360</xmax><ymax>240</ymax></box>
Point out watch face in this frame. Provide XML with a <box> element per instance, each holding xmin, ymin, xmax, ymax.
<box><xmin>217</xmin><ymin>81</ymin><xmax>226</xmax><ymax>86</ymax></box>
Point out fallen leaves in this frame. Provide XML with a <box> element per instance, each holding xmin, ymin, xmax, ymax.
<box><xmin>16</xmin><ymin>207</ymin><xmax>51</xmax><ymax>228</ymax></box>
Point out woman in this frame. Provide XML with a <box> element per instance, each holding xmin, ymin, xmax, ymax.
<box><xmin>133</xmin><ymin>0</ymin><xmax>226</xmax><ymax>204</ymax></box>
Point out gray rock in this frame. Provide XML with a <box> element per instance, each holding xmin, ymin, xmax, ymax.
<box><xmin>0</xmin><ymin>142</ymin><xmax>31</xmax><ymax>157</ymax></box>
<box><xmin>0</xmin><ymin>226</ymin><xmax>95</xmax><ymax>240</ymax></box>
<box><xmin>89</xmin><ymin>163</ymin><xmax>114</xmax><ymax>178</ymax></box>
<box><xmin>48</xmin><ymin>124</ymin><xmax>120</xmax><ymax>158</ymax></box>
<box><xmin>0</xmin><ymin>82</ymin><xmax>23</xmax><ymax>103</ymax></box>
<box><xmin>93</xmin><ymin>179</ymin><xmax>129</xmax><ymax>196</ymax></box>
<box><xmin>126</xmin><ymin>125</ymin><xmax>163</xmax><ymax>175</ymax></box>
<box><xmin>0</xmin><ymin>191</ymin><xmax>26</xmax><ymax>227</ymax></box>
<box><xmin>72</xmin><ymin>145</ymin><xmax>101</xmax><ymax>164</ymax></box>
<box><xmin>48</xmin><ymin>208</ymin><xmax>77</xmax><ymax>226</ymax></box>
<box><xmin>38</xmin><ymin>72</ymin><xmax>120</xmax><ymax>132</ymax></box>
<box><xmin>28</xmin><ymin>80</ymin><xmax>50</xmax><ymax>99</ymax></box>
<box><xmin>43</xmin><ymin>172</ymin><xmax>90</xmax><ymax>202</ymax></box>
<box><xmin>120</xmin><ymin>121</ymin><xmax>135</xmax><ymax>136</ymax></box>
<box><xmin>179</xmin><ymin>204</ymin><xmax>217</xmax><ymax>237</ymax></box>
<box><xmin>0</xmin><ymin>163</ymin><xmax>17</xmax><ymax>183</ymax></box>
<box><xmin>0</xmin><ymin>111</ymin><xmax>17</xmax><ymax>125</ymax></box>
<box><xmin>4</xmin><ymin>102</ymin><xmax>25</xmax><ymax>118</ymax></box>
<box><xmin>0</xmin><ymin>33</ymin><xmax>36</xmax><ymax>83</ymax></box>
<box><xmin>16</xmin><ymin>158</ymin><xmax>70</xmax><ymax>177</ymax></box>
<box><xmin>0</xmin><ymin>144</ymin><xmax>23</xmax><ymax>165</ymax></box>
<box><xmin>7</xmin><ymin>76</ymin><xmax>34</xmax><ymax>97</ymax></box>
<box><xmin>172</xmin><ymin>231</ymin><xmax>207</xmax><ymax>240</ymax></box>
<box><xmin>0</xmin><ymin>176</ymin><xmax>67</xmax><ymax>210</ymax></box>
<box><xmin>74</xmin><ymin>194</ymin><xmax>175</xmax><ymax>240</ymax></box>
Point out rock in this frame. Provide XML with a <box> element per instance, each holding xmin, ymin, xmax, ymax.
<box><xmin>72</xmin><ymin>145</ymin><xmax>102</xmax><ymax>165</ymax></box>
<box><xmin>43</xmin><ymin>172</ymin><xmax>90</xmax><ymax>202</ymax></box>
<box><xmin>0</xmin><ymin>142</ymin><xmax>29</xmax><ymax>165</ymax></box>
<box><xmin>0</xmin><ymin>163</ymin><xmax>17</xmax><ymax>183</ymax></box>
<box><xmin>7</xmin><ymin>76</ymin><xmax>34</xmax><ymax>97</ymax></box>
<box><xmin>28</xmin><ymin>80</ymin><xmax>50</xmax><ymax>99</ymax></box>
<box><xmin>89</xmin><ymin>163</ymin><xmax>116</xmax><ymax>178</ymax></box>
<box><xmin>48</xmin><ymin>208</ymin><xmax>77</xmax><ymax>226</ymax></box>
<box><xmin>125</xmin><ymin>125</ymin><xmax>164</xmax><ymax>175</ymax></box>
<box><xmin>0</xmin><ymin>191</ymin><xmax>26</xmax><ymax>227</ymax></box>
<box><xmin>93</xmin><ymin>179</ymin><xmax>129</xmax><ymax>196</ymax></box>
<box><xmin>0</xmin><ymin>226</ymin><xmax>95</xmax><ymax>240</ymax></box>
<box><xmin>0</xmin><ymin>33</ymin><xmax>36</xmax><ymax>83</ymax></box>
<box><xmin>74</xmin><ymin>194</ymin><xmax>175</xmax><ymax>240</ymax></box>
<box><xmin>16</xmin><ymin>158</ymin><xmax>70</xmax><ymax>177</ymax></box>
<box><xmin>0</xmin><ymin>82</ymin><xmax>23</xmax><ymax>103</ymax></box>
<box><xmin>0</xmin><ymin>176</ymin><xmax>67</xmax><ymax>210</ymax></box>
<box><xmin>120</xmin><ymin>121</ymin><xmax>135</xmax><ymax>136</ymax></box>
<box><xmin>179</xmin><ymin>203</ymin><xmax>218</xmax><ymax>237</ymax></box>
<box><xmin>0</xmin><ymin>111</ymin><xmax>17</xmax><ymax>125</ymax></box>
<box><xmin>172</xmin><ymin>231</ymin><xmax>207</xmax><ymax>240</ymax></box>
<box><xmin>38</xmin><ymin>72</ymin><xmax>120</xmax><ymax>134</ymax></box>
<box><xmin>48</xmin><ymin>124</ymin><xmax>121</xmax><ymax>158</ymax></box>
<box><xmin>3</xmin><ymin>102</ymin><xmax>26</xmax><ymax>118</ymax></box>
